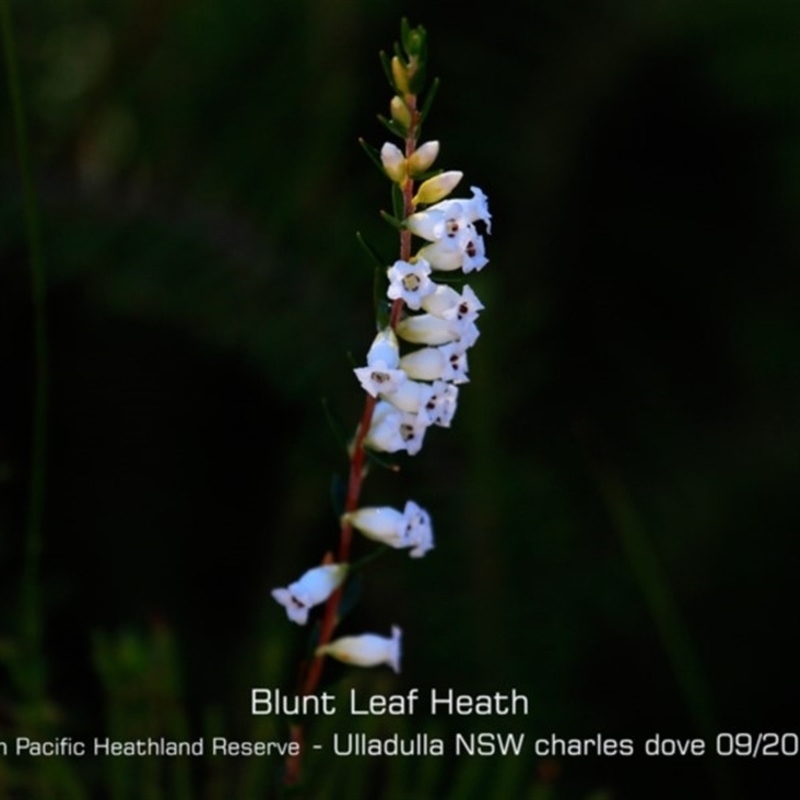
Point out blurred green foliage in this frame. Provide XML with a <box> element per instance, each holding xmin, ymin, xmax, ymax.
<box><xmin>2</xmin><ymin>0</ymin><xmax>800</xmax><ymax>797</ymax></box>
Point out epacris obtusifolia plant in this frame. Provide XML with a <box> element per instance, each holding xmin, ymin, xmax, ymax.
<box><xmin>270</xmin><ymin>18</ymin><xmax>492</xmax><ymax>785</ymax></box>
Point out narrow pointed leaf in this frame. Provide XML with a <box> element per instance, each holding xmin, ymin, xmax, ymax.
<box><xmin>419</xmin><ymin>77</ymin><xmax>440</xmax><ymax>124</ymax></box>
<box><xmin>430</xmin><ymin>272</ymin><xmax>467</xmax><ymax>285</ymax></box>
<box><xmin>358</xmin><ymin>137</ymin><xmax>385</xmax><ymax>176</ymax></box>
<box><xmin>336</xmin><ymin>572</ymin><xmax>363</xmax><ymax>623</ymax></box>
<box><xmin>408</xmin><ymin>64</ymin><xmax>427</xmax><ymax>95</ymax></box>
<box><xmin>363</xmin><ymin>446</ymin><xmax>401</xmax><ymax>472</ymax></box>
<box><xmin>374</xmin><ymin>279</ymin><xmax>390</xmax><ymax>330</ymax></box>
<box><xmin>321</xmin><ymin>397</ymin><xmax>350</xmax><ymax>453</ymax></box>
<box><xmin>378</xmin><ymin>50</ymin><xmax>394</xmax><ymax>89</ymax></box>
<box><xmin>391</xmin><ymin>182</ymin><xmax>403</xmax><ymax>219</ymax></box>
<box><xmin>330</xmin><ymin>472</ymin><xmax>347</xmax><ymax>518</ymax></box>
<box><xmin>351</xmin><ymin>546</ymin><xmax>390</xmax><ymax>573</ymax></box>
<box><xmin>413</xmin><ymin>167</ymin><xmax>443</xmax><ymax>183</ymax></box>
<box><xmin>377</xmin><ymin>113</ymin><xmax>404</xmax><ymax>139</ymax></box>
<box><xmin>373</xmin><ymin>267</ymin><xmax>390</xmax><ymax>328</ymax></box>
<box><xmin>401</xmin><ymin>18</ymin><xmax>412</xmax><ymax>53</ymax></box>
<box><xmin>379</xmin><ymin>209</ymin><xmax>403</xmax><ymax>231</ymax></box>
<box><xmin>356</xmin><ymin>231</ymin><xmax>388</xmax><ymax>269</ymax></box>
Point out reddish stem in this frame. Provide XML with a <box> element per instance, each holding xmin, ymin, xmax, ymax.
<box><xmin>283</xmin><ymin>94</ymin><xmax>421</xmax><ymax>788</ymax></box>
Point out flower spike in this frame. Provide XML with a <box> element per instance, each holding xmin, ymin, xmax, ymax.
<box><xmin>279</xmin><ymin>27</ymin><xmax>492</xmax><ymax>786</ymax></box>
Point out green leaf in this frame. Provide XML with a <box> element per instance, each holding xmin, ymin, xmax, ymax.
<box><xmin>350</xmin><ymin>546</ymin><xmax>390</xmax><ymax>573</ymax></box>
<box><xmin>363</xmin><ymin>445</ymin><xmax>401</xmax><ymax>472</ymax></box>
<box><xmin>356</xmin><ymin>231</ymin><xmax>388</xmax><ymax>269</ymax></box>
<box><xmin>358</xmin><ymin>137</ymin><xmax>386</xmax><ymax>177</ymax></box>
<box><xmin>336</xmin><ymin>572</ymin><xmax>363</xmax><ymax>623</ymax></box>
<box><xmin>391</xmin><ymin>182</ymin><xmax>404</xmax><ymax>219</ymax></box>
<box><xmin>329</xmin><ymin>472</ymin><xmax>347</xmax><ymax>518</ymax></box>
<box><xmin>408</xmin><ymin>62</ymin><xmax>427</xmax><ymax>96</ymax></box>
<box><xmin>419</xmin><ymin>77</ymin><xmax>441</xmax><ymax>124</ymax></box>
<box><xmin>321</xmin><ymin>397</ymin><xmax>350</xmax><ymax>454</ymax></box>
<box><xmin>374</xmin><ymin>268</ymin><xmax>390</xmax><ymax>328</ymax></box>
<box><xmin>306</xmin><ymin>619</ymin><xmax>323</xmax><ymax>658</ymax></box>
<box><xmin>413</xmin><ymin>167</ymin><xmax>443</xmax><ymax>183</ymax></box>
<box><xmin>378</xmin><ymin>50</ymin><xmax>394</xmax><ymax>89</ymax></box>
<box><xmin>431</xmin><ymin>272</ymin><xmax>467</xmax><ymax>285</ymax></box>
<box><xmin>377</xmin><ymin>113</ymin><xmax>405</xmax><ymax>138</ymax></box>
<box><xmin>379</xmin><ymin>209</ymin><xmax>403</xmax><ymax>231</ymax></box>
<box><xmin>402</xmin><ymin>19</ymin><xmax>426</xmax><ymax>58</ymax></box>
<box><xmin>400</xmin><ymin>18</ymin><xmax>412</xmax><ymax>53</ymax></box>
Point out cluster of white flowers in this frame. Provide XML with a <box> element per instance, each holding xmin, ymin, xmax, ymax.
<box><xmin>272</xmin><ymin>132</ymin><xmax>489</xmax><ymax>675</ymax></box>
<box><xmin>357</xmin><ymin>142</ymin><xmax>490</xmax><ymax>458</ymax></box>
<box><xmin>272</xmin><ymin>552</ymin><xmax>404</xmax><ymax>672</ymax></box>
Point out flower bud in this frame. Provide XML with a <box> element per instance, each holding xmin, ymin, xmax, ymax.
<box><xmin>344</xmin><ymin>501</ymin><xmax>433</xmax><ymax>557</ymax></box>
<box><xmin>391</xmin><ymin>55</ymin><xmax>411</xmax><ymax>95</ymax></box>
<box><xmin>399</xmin><ymin>347</ymin><xmax>447</xmax><ymax>381</ymax></box>
<box><xmin>367</xmin><ymin>328</ymin><xmax>400</xmax><ymax>368</ymax></box>
<box><xmin>344</xmin><ymin>506</ymin><xmax>406</xmax><ymax>546</ymax></box>
<box><xmin>413</xmin><ymin>171</ymin><xmax>463</xmax><ymax>206</ymax></box>
<box><xmin>419</xmin><ymin>284</ymin><xmax>461</xmax><ymax>318</ymax></box>
<box><xmin>380</xmin><ymin>142</ymin><xmax>407</xmax><ymax>183</ymax></box>
<box><xmin>316</xmin><ymin>626</ymin><xmax>402</xmax><ymax>673</ymax></box>
<box><xmin>380</xmin><ymin>377</ymin><xmax>434</xmax><ymax>414</ymax></box>
<box><xmin>407</xmin><ymin>141</ymin><xmax>439</xmax><ymax>176</ymax></box>
<box><xmin>419</xmin><ymin>230</ymin><xmax>488</xmax><ymax>272</ymax></box>
<box><xmin>396</xmin><ymin>314</ymin><xmax>460</xmax><ymax>345</ymax></box>
<box><xmin>364</xmin><ymin>401</ymin><xmax>405</xmax><ymax>453</ymax></box>
<box><xmin>390</xmin><ymin>96</ymin><xmax>412</xmax><ymax>131</ymax></box>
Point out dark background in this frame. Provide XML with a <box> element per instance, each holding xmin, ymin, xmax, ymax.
<box><xmin>2</xmin><ymin>0</ymin><xmax>799</xmax><ymax>797</ymax></box>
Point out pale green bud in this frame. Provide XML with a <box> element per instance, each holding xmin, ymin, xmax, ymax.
<box><xmin>391</xmin><ymin>55</ymin><xmax>411</xmax><ymax>95</ymax></box>
<box><xmin>380</xmin><ymin>142</ymin><xmax>407</xmax><ymax>183</ymax></box>
<box><xmin>407</xmin><ymin>141</ymin><xmax>440</xmax><ymax>176</ymax></box>
<box><xmin>390</xmin><ymin>95</ymin><xmax>412</xmax><ymax>131</ymax></box>
<box><xmin>413</xmin><ymin>171</ymin><xmax>463</xmax><ymax>206</ymax></box>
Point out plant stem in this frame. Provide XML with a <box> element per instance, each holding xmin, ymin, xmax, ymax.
<box><xmin>283</xmin><ymin>97</ymin><xmax>422</xmax><ymax>789</ymax></box>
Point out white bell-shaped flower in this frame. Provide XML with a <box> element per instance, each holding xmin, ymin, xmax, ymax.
<box><xmin>438</xmin><ymin>342</ymin><xmax>470</xmax><ymax>384</ymax></box>
<box><xmin>365</xmin><ymin>401</ymin><xmax>429</xmax><ymax>455</ymax></box>
<box><xmin>396</xmin><ymin>314</ymin><xmax>461</xmax><ymax>345</ymax></box>
<box><xmin>422</xmin><ymin>381</ymin><xmax>459</xmax><ymax>428</ymax></box>
<box><xmin>354</xmin><ymin>362</ymin><xmax>407</xmax><ymax>398</ymax></box>
<box><xmin>386</xmin><ymin>258</ymin><xmax>435</xmax><ymax>310</ymax></box>
<box><xmin>345</xmin><ymin>500</ymin><xmax>434</xmax><ymax>557</ymax></box>
<box><xmin>345</xmin><ymin>505</ymin><xmax>406</xmax><ymax>547</ymax></box>
<box><xmin>402</xmin><ymin>500</ymin><xmax>434</xmax><ymax>557</ymax></box>
<box><xmin>316</xmin><ymin>626</ymin><xmax>402</xmax><ymax>673</ymax></box>
<box><xmin>380</xmin><ymin>376</ymin><xmax>435</xmax><ymax>415</ymax></box>
<box><xmin>354</xmin><ymin>328</ymin><xmax>406</xmax><ymax>397</ymax></box>
<box><xmin>406</xmin><ymin>186</ymin><xmax>491</xmax><ymax>241</ymax></box>
<box><xmin>366</xmin><ymin>328</ymin><xmax>400</xmax><ymax>368</ymax></box>
<box><xmin>421</xmin><ymin>284</ymin><xmax>484</xmax><ymax>323</ymax></box>
<box><xmin>399</xmin><ymin>346</ymin><xmax>447</xmax><ymax>381</ymax></box>
<box><xmin>418</xmin><ymin>223</ymin><xmax>488</xmax><ymax>273</ymax></box>
<box><xmin>272</xmin><ymin>564</ymin><xmax>348</xmax><ymax>626</ymax></box>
